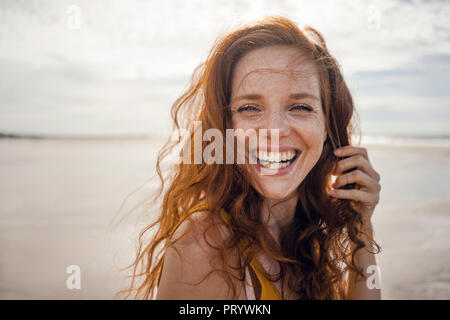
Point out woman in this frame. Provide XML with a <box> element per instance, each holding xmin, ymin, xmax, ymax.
<box><xmin>118</xmin><ymin>15</ymin><xmax>381</xmax><ymax>300</ymax></box>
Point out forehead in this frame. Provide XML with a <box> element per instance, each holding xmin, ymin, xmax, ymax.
<box><xmin>231</xmin><ymin>46</ymin><xmax>320</xmax><ymax>95</ymax></box>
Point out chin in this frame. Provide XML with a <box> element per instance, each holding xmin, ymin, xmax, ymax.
<box><xmin>257</xmin><ymin>186</ymin><xmax>298</xmax><ymax>201</ymax></box>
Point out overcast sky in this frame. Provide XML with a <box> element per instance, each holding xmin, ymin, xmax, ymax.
<box><xmin>0</xmin><ymin>0</ymin><xmax>449</xmax><ymax>137</ymax></box>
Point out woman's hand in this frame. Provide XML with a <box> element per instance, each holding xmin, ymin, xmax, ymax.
<box><xmin>329</xmin><ymin>145</ymin><xmax>381</xmax><ymax>226</ymax></box>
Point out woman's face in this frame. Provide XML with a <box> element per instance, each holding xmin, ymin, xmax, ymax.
<box><xmin>230</xmin><ymin>45</ymin><xmax>327</xmax><ymax>200</ymax></box>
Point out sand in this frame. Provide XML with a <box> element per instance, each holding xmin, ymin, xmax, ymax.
<box><xmin>0</xmin><ymin>138</ymin><xmax>449</xmax><ymax>299</ymax></box>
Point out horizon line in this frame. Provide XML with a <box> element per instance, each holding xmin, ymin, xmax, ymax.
<box><xmin>1</xmin><ymin>131</ymin><xmax>450</xmax><ymax>141</ymax></box>
<box><xmin>0</xmin><ymin>131</ymin><xmax>155</xmax><ymax>140</ymax></box>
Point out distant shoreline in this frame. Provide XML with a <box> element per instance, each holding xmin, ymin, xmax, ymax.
<box><xmin>1</xmin><ymin>131</ymin><xmax>450</xmax><ymax>147</ymax></box>
<box><xmin>0</xmin><ymin>132</ymin><xmax>152</xmax><ymax>140</ymax></box>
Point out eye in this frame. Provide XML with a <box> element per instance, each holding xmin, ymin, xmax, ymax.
<box><xmin>290</xmin><ymin>104</ymin><xmax>313</xmax><ymax>112</ymax></box>
<box><xmin>237</xmin><ymin>104</ymin><xmax>260</xmax><ymax>112</ymax></box>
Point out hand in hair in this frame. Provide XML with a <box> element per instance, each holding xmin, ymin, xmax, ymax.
<box><xmin>330</xmin><ymin>145</ymin><xmax>381</xmax><ymax>229</ymax></box>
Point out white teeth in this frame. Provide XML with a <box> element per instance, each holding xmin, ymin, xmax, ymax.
<box><xmin>256</xmin><ymin>150</ymin><xmax>298</xmax><ymax>169</ymax></box>
<box><xmin>257</xmin><ymin>150</ymin><xmax>297</xmax><ymax>163</ymax></box>
<box><xmin>265</xmin><ymin>162</ymin><xmax>289</xmax><ymax>169</ymax></box>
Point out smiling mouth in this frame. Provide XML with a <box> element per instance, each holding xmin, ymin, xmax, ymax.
<box><xmin>255</xmin><ymin>150</ymin><xmax>300</xmax><ymax>169</ymax></box>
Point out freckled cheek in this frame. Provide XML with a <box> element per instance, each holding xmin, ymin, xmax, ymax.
<box><xmin>231</xmin><ymin>117</ymin><xmax>256</xmax><ymax>130</ymax></box>
<box><xmin>291</xmin><ymin>120</ymin><xmax>326</xmax><ymax>148</ymax></box>
<box><xmin>231</xmin><ymin>119</ymin><xmax>255</xmax><ymax>150</ymax></box>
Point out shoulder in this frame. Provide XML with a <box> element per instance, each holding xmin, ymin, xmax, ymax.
<box><xmin>156</xmin><ymin>209</ymin><xmax>246</xmax><ymax>300</ymax></box>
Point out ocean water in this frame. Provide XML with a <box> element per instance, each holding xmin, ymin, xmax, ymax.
<box><xmin>0</xmin><ymin>136</ymin><xmax>449</xmax><ymax>299</ymax></box>
<box><xmin>360</xmin><ymin>134</ymin><xmax>450</xmax><ymax>148</ymax></box>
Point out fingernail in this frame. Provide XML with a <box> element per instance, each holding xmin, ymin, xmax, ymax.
<box><xmin>334</xmin><ymin>149</ymin><xmax>340</xmax><ymax>155</ymax></box>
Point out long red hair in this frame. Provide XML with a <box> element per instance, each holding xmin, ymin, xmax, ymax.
<box><xmin>115</xmin><ymin>15</ymin><xmax>380</xmax><ymax>300</ymax></box>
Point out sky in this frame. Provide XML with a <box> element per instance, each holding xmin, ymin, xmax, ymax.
<box><xmin>0</xmin><ymin>0</ymin><xmax>449</xmax><ymax>137</ymax></box>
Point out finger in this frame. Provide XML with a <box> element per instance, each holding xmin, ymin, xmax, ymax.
<box><xmin>334</xmin><ymin>154</ymin><xmax>379</xmax><ymax>181</ymax></box>
<box><xmin>329</xmin><ymin>187</ymin><xmax>379</xmax><ymax>206</ymax></box>
<box><xmin>334</xmin><ymin>146</ymin><xmax>369</xmax><ymax>161</ymax></box>
<box><xmin>333</xmin><ymin>169</ymin><xmax>380</xmax><ymax>193</ymax></box>
<box><xmin>333</xmin><ymin>169</ymin><xmax>380</xmax><ymax>192</ymax></box>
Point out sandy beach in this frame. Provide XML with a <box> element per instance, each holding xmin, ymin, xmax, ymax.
<box><xmin>0</xmin><ymin>137</ymin><xmax>449</xmax><ymax>299</ymax></box>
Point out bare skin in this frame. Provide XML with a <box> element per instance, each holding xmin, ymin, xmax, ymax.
<box><xmin>157</xmin><ymin>210</ymin><xmax>247</xmax><ymax>299</ymax></box>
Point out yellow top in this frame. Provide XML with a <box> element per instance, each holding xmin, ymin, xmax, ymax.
<box><xmin>157</xmin><ymin>202</ymin><xmax>282</xmax><ymax>300</ymax></box>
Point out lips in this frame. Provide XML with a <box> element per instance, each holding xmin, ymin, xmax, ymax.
<box><xmin>256</xmin><ymin>150</ymin><xmax>299</xmax><ymax>169</ymax></box>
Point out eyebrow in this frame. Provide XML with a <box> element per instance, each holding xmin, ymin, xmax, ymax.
<box><xmin>231</xmin><ymin>92</ymin><xmax>320</xmax><ymax>104</ymax></box>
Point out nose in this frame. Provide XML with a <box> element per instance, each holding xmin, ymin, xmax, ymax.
<box><xmin>265</xmin><ymin>110</ymin><xmax>291</xmax><ymax>138</ymax></box>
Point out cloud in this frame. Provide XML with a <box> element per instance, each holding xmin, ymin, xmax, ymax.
<box><xmin>0</xmin><ymin>0</ymin><xmax>449</xmax><ymax>136</ymax></box>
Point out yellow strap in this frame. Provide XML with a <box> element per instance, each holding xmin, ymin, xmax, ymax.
<box><xmin>248</xmin><ymin>255</ymin><xmax>282</xmax><ymax>300</ymax></box>
<box><xmin>218</xmin><ymin>206</ymin><xmax>282</xmax><ymax>300</ymax></box>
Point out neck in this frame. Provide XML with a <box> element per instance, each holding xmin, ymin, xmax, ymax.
<box><xmin>261</xmin><ymin>193</ymin><xmax>299</xmax><ymax>243</ymax></box>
